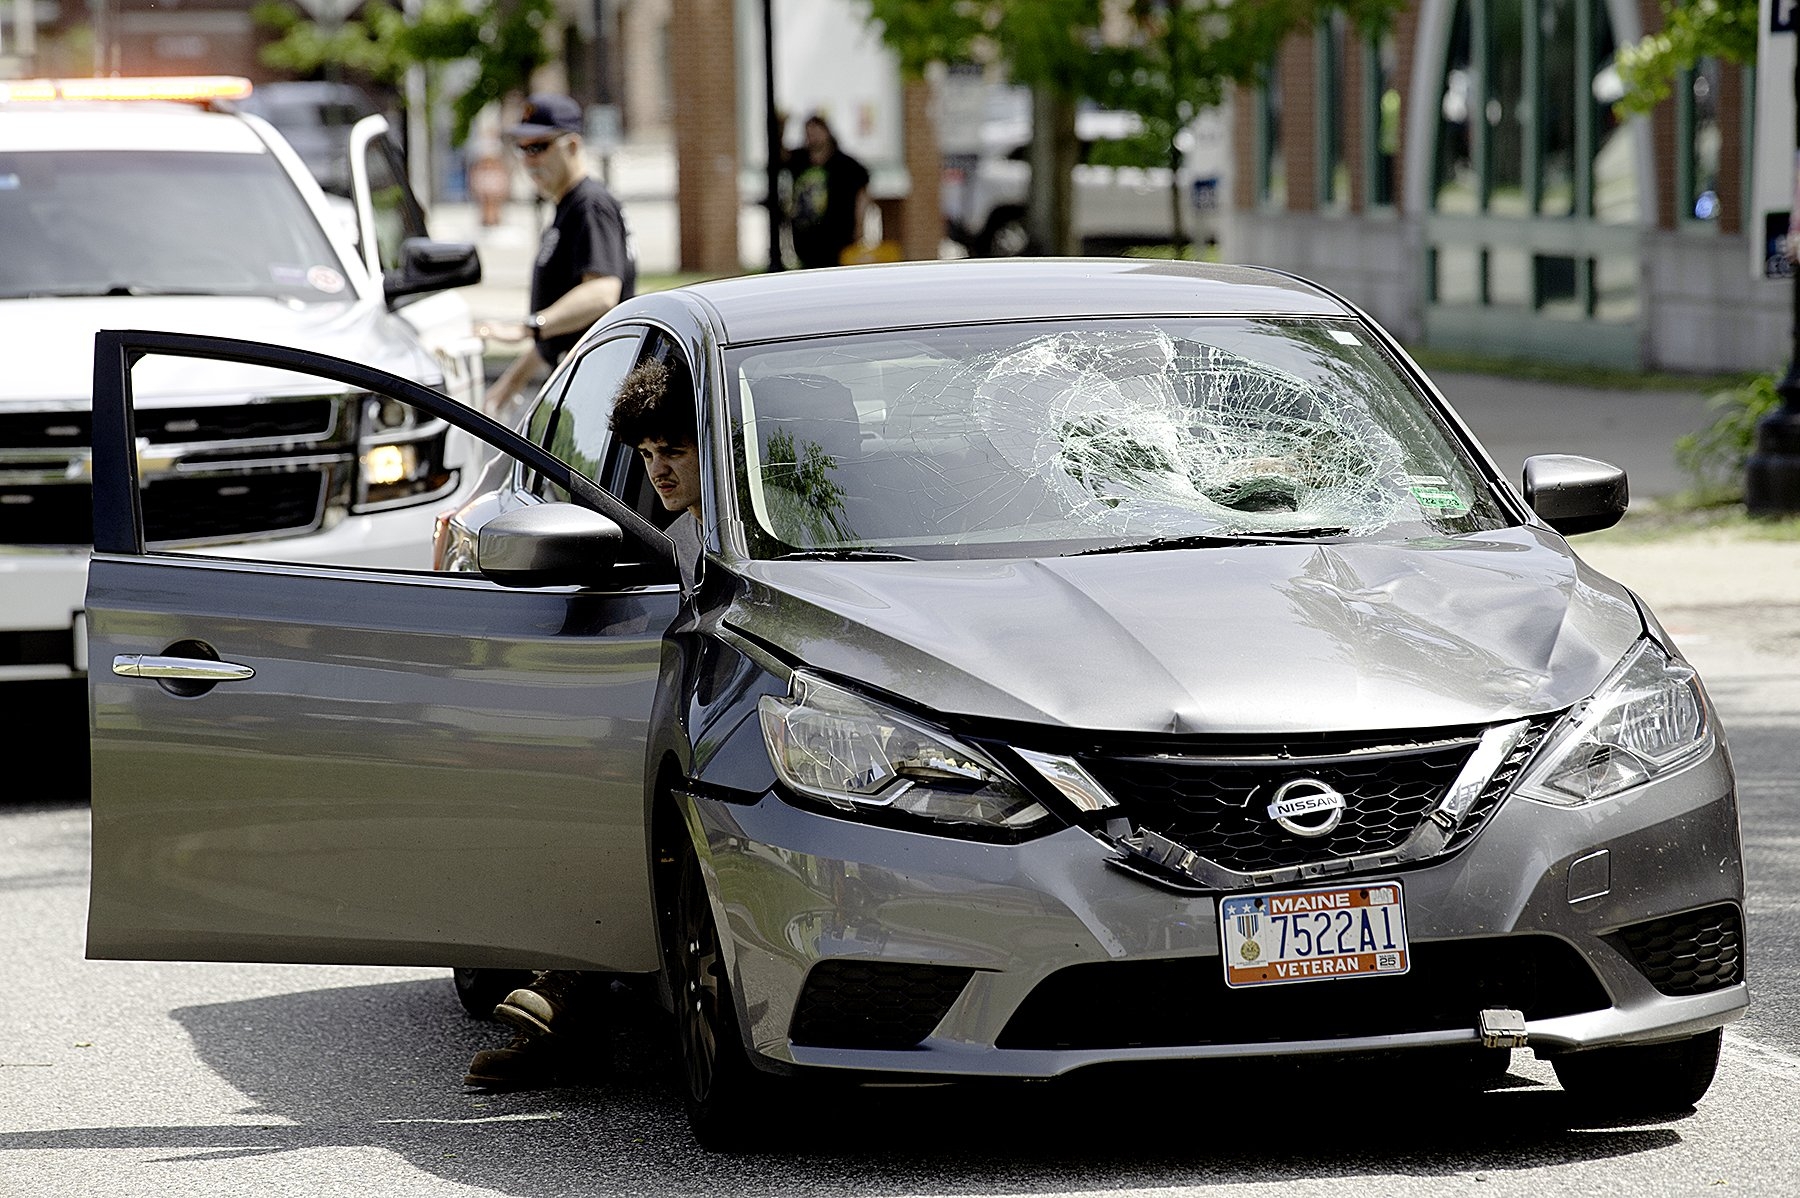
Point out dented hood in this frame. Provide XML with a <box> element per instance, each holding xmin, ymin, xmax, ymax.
<box><xmin>727</xmin><ymin>526</ymin><xmax>1646</xmax><ymax>734</ymax></box>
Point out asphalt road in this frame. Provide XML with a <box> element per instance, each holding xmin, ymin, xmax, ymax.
<box><xmin>2</xmin><ymin>589</ymin><xmax>1797</xmax><ymax>1197</ymax></box>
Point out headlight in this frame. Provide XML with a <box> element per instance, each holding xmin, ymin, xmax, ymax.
<box><xmin>1516</xmin><ymin>638</ymin><xmax>1711</xmax><ymax>806</ymax></box>
<box><xmin>758</xmin><ymin>672</ymin><xmax>1053</xmax><ymax>832</ymax></box>
<box><xmin>355</xmin><ymin>395</ymin><xmax>455</xmax><ymax>510</ymax></box>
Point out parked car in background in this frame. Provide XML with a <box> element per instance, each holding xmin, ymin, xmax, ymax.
<box><xmin>942</xmin><ymin>89</ymin><xmax>1226</xmax><ymax>257</ymax></box>
<box><xmin>85</xmin><ymin>259</ymin><xmax>1745</xmax><ymax>1151</ymax></box>
<box><xmin>0</xmin><ymin>75</ymin><xmax>487</xmax><ymax>744</ymax></box>
<box><xmin>232</xmin><ymin>79</ymin><xmax>383</xmax><ymax>199</ymax></box>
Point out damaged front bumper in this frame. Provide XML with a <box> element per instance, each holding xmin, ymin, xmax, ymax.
<box><xmin>683</xmin><ymin>743</ymin><xmax>1747</xmax><ymax>1080</ymax></box>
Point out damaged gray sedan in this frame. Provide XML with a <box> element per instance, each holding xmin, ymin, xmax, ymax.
<box><xmin>85</xmin><ymin>260</ymin><xmax>1746</xmax><ymax>1150</ymax></box>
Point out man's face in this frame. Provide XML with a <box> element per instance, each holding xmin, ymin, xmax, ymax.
<box><xmin>638</xmin><ymin>438</ymin><xmax>701</xmax><ymax>517</ymax></box>
<box><xmin>515</xmin><ymin>133</ymin><xmax>582</xmax><ymax>199</ymax></box>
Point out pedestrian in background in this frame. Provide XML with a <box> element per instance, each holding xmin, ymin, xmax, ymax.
<box><xmin>784</xmin><ymin>113</ymin><xmax>870</xmax><ymax>269</ymax></box>
<box><xmin>482</xmin><ymin>92</ymin><xmax>637</xmax><ymax>417</ymax></box>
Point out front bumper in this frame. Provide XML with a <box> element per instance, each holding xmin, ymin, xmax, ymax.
<box><xmin>689</xmin><ymin>743</ymin><xmax>1746</xmax><ymax>1079</ymax></box>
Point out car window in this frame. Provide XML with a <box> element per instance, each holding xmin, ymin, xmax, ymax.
<box><xmin>726</xmin><ymin>317</ymin><xmax>1511</xmax><ymax>560</ymax></box>
<box><xmin>533</xmin><ymin>332</ymin><xmax>644</xmax><ymax>502</ymax></box>
<box><xmin>0</xmin><ymin>149</ymin><xmax>352</xmax><ymax>301</ymax></box>
<box><xmin>360</xmin><ymin>133</ymin><xmax>428</xmax><ymax>272</ymax></box>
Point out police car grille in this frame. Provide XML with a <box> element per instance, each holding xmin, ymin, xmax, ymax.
<box><xmin>1081</xmin><ymin>738</ymin><xmax>1476</xmax><ymax>873</ymax></box>
<box><xmin>0</xmin><ymin>471</ymin><xmax>328</xmax><ymax>546</ymax></box>
<box><xmin>0</xmin><ymin>399</ymin><xmax>333</xmax><ymax>449</ymax></box>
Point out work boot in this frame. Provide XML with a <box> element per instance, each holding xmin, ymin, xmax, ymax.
<box><xmin>463</xmin><ymin>1034</ymin><xmax>563</xmax><ymax>1091</ymax></box>
<box><xmin>492</xmin><ymin>969</ymin><xmax>589</xmax><ymax>1039</ymax></box>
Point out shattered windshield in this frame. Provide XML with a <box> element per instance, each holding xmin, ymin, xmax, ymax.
<box><xmin>726</xmin><ymin>318</ymin><xmax>1510</xmax><ymax>560</ymax></box>
<box><xmin>0</xmin><ymin>150</ymin><xmax>353</xmax><ymax>302</ymax></box>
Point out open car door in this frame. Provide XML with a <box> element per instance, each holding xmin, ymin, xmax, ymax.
<box><xmin>84</xmin><ymin>330</ymin><xmax>676</xmax><ymax>974</ymax></box>
<box><xmin>346</xmin><ymin>115</ymin><xmax>487</xmax><ymax>409</ymax></box>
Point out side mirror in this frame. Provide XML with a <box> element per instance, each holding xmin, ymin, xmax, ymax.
<box><xmin>384</xmin><ymin>237</ymin><xmax>482</xmax><ymax>306</ymax></box>
<box><xmin>1522</xmin><ymin>454</ymin><xmax>1628</xmax><ymax>536</ymax></box>
<box><xmin>477</xmin><ymin>503</ymin><xmax>623</xmax><ymax>588</ymax></box>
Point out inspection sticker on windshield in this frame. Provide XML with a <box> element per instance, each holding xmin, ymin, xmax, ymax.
<box><xmin>1219</xmin><ymin>882</ymin><xmax>1409</xmax><ymax>988</ymax></box>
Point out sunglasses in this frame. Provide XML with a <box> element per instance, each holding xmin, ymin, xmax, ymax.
<box><xmin>515</xmin><ymin>136</ymin><xmax>566</xmax><ymax>158</ymax></box>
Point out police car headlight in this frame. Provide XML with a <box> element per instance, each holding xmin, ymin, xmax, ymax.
<box><xmin>1516</xmin><ymin>639</ymin><xmax>1712</xmax><ymax>806</ymax></box>
<box><xmin>355</xmin><ymin>395</ymin><xmax>455</xmax><ymax>510</ymax></box>
<box><xmin>758</xmin><ymin>671</ymin><xmax>1053</xmax><ymax>833</ymax></box>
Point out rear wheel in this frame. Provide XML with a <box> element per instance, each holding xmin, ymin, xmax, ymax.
<box><xmin>1551</xmin><ymin>1028</ymin><xmax>1723</xmax><ymax>1116</ymax></box>
<box><xmin>664</xmin><ymin>830</ymin><xmax>784</xmax><ymax>1151</ymax></box>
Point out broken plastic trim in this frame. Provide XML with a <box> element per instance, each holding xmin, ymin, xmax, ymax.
<box><xmin>1103</xmin><ymin>719</ymin><xmax>1534</xmax><ymax>893</ymax></box>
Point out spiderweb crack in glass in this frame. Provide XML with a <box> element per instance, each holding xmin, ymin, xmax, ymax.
<box><xmin>955</xmin><ymin>330</ymin><xmax>1410</xmax><ymax>537</ymax></box>
<box><xmin>732</xmin><ymin>320</ymin><xmax>1501</xmax><ymax>555</ymax></box>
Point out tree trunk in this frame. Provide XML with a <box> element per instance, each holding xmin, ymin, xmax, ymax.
<box><xmin>1026</xmin><ymin>86</ymin><xmax>1078</xmax><ymax>255</ymax></box>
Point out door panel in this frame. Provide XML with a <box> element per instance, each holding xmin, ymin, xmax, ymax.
<box><xmin>86</xmin><ymin>332</ymin><xmax>680</xmax><ymax>971</ymax></box>
<box><xmin>86</xmin><ymin>557</ymin><xmax>674</xmax><ymax>970</ymax></box>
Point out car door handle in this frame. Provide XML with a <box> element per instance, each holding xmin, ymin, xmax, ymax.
<box><xmin>112</xmin><ymin>654</ymin><xmax>256</xmax><ymax>682</ymax></box>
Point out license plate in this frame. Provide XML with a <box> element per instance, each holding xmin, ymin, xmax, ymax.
<box><xmin>1219</xmin><ymin>882</ymin><xmax>1410</xmax><ymax>988</ymax></box>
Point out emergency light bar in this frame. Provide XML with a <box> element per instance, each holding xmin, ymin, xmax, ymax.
<box><xmin>0</xmin><ymin>76</ymin><xmax>254</xmax><ymax>104</ymax></box>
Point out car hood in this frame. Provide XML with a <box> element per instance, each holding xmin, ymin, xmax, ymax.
<box><xmin>0</xmin><ymin>295</ymin><xmax>438</xmax><ymax>403</ymax></box>
<box><xmin>726</xmin><ymin>526</ymin><xmax>1646</xmax><ymax>735</ymax></box>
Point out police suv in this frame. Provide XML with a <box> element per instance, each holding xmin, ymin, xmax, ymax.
<box><xmin>0</xmin><ymin>76</ymin><xmax>486</xmax><ymax>723</ymax></box>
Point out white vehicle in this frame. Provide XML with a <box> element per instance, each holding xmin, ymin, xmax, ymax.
<box><xmin>941</xmin><ymin>92</ymin><xmax>1226</xmax><ymax>257</ymax></box>
<box><xmin>0</xmin><ymin>76</ymin><xmax>487</xmax><ymax>725</ymax></box>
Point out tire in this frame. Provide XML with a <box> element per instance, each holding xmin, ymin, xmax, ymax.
<box><xmin>978</xmin><ymin>209</ymin><xmax>1031</xmax><ymax>257</ymax></box>
<box><xmin>452</xmin><ymin>967</ymin><xmax>534</xmax><ymax>1020</ymax></box>
<box><xmin>1551</xmin><ymin>1027</ymin><xmax>1723</xmax><ymax>1116</ymax></box>
<box><xmin>663</xmin><ymin>830</ymin><xmax>783</xmax><ymax>1151</ymax></box>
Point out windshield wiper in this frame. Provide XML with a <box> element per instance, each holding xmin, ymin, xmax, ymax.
<box><xmin>1067</xmin><ymin>528</ymin><xmax>1350</xmax><ymax>556</ymax></box>
<box><xmin>776</xmin><ymin>549</ymin><xmax>917</xmax><ymax>562</ymax></box>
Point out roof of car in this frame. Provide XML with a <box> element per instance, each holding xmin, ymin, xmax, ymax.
<box><xmin>674</xmin><ymin>258</ymin><xmax>1353</xmax><ymax>345</ymax></box>
<box><xmin>0</xmin><ymin>103</ymin><xmax>268</xmax><ymax>154</ymax></box>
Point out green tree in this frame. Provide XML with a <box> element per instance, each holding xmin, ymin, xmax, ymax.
<box><xmin>1612</xmin><ymin>0</ymin><xmax>1758</xmax><ymax>118</ymax></box>
<box><xmin>865</xmin><ymin>0</ymin><xmax>1403</xmax><ymax>255</ymax></box>
<box><xmin>253</xmin><ymin>0</ymin><xmax>554</xmax><ymax>145</ymax></box>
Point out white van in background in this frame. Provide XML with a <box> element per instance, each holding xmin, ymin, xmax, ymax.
<box><xmin>941</xmin><ymin>86</ymin><xmax>1227</xmax><ymax>257</ymax></box>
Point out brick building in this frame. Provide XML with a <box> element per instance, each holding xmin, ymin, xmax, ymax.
<box><xmin>1227</xmin><ymin>0</ymin><xmax>1783</xmax><ymax>374</ymax></box>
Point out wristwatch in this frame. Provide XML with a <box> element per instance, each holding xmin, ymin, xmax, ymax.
<box><xmin>526</xmin><ymin>312</ymin><xmax>546</xmax><ymax>340</ymax></box>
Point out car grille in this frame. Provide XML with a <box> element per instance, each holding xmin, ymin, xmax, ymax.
<box><xmin>1077</xmin><ymin>717</ymin><xmax>1556</xmax><ymax>877</ymax></box>
<box><xmin>0</xmin><ymin>400</ymin><xmax>334</xmax><ymax>448</ymax></box>
<box><xmin>996</xmin><ymin>935</ymin><xmax>1611</xmax><ymax>1050</ymax></box>
<box><xmin>1607</xmin><ymin>904</ymin><xmax>1744</xmax><ymax>996</ymax></box>
<box><xmin>0</xmin><ymin>397</ymin><xmax>350</xmax><ymax>547</ymax></box>
<box><xmin>788</xmin><ymin>959</ymin><xmax>974</xmax><ymax>1049</ymax></box>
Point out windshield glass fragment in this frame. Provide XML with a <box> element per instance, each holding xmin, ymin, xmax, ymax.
<box><xmin>727</xmin><ymin>319</ymin><xmax>1509</xmax><ymax>560</ymax></box>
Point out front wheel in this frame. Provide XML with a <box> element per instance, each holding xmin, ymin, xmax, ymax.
<box><xmin>664</xmin><ymin>832</ymin><xmax>784</xmax><ymax>1151</ymax></box>
<box><xmin>1551</xmin><ymin>1027</ymin><xmax>1723</xmax><ymax>1117</ymax></box>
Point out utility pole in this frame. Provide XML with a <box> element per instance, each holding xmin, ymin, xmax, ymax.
<box><xmin>762</xmin><ymin>0</ymin><xmax>784</xmax><ymax>271</ymax></box>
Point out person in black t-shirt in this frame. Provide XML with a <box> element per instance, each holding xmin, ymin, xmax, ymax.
<box><xmin>784</xmin><ymin>114</ymin><xmax>871</xmax><ymax>269</ymax></box>
<box><xmin>483</xmin><ymin>93</ymin><xmax>637</xmax><ymax>416</ymax></box>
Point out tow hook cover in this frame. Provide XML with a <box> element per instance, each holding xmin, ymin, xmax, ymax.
<box><xmin>1479</xmin><ymin>1007</ymin><xmax>1529</xmax><ymax>1048</ymax></box>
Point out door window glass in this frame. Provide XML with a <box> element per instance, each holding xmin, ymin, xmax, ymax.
<box><xmin>360</xmin><ymin>133</ymin><xmax>428</xmax><ymax>273</ymax></box>
<box><xmin>538</xmin><ymin>333</ymin><xmax>645</xmax><ymax>501</ymax></box>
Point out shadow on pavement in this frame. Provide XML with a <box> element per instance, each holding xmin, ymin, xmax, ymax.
<box><xmin>0</xmin><ymin>977</ymin><xmax>1689</xmax><ymax>1194</ymax></box>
